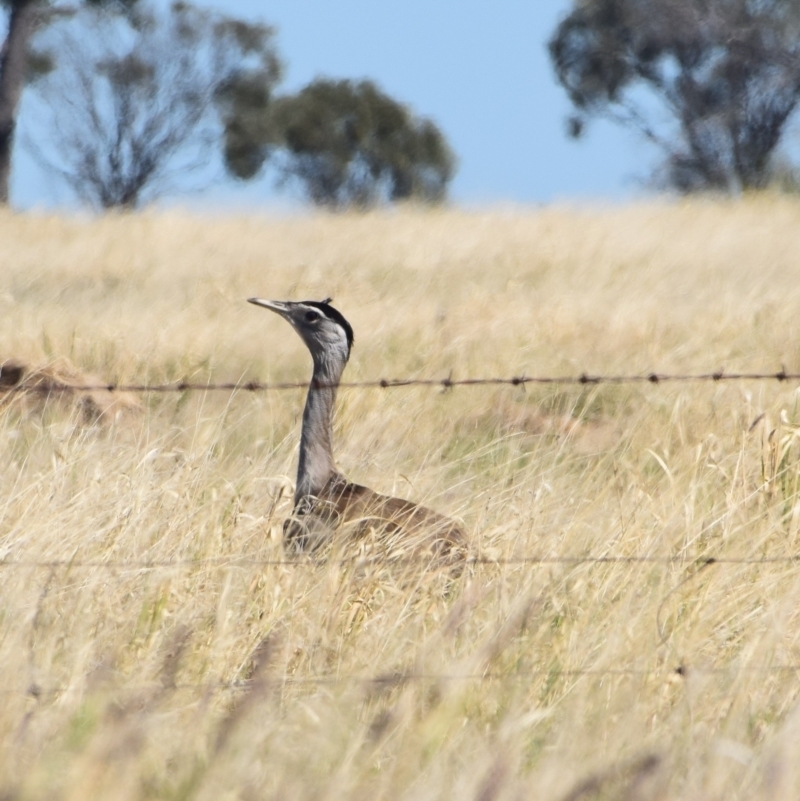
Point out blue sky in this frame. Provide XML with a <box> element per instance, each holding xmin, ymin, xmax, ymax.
<box><xmin>11</xmin><ymin>1</ymin><xmax>657</xmax><ymax>209</ymax></box>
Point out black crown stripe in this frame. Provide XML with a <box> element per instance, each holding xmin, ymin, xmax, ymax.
<box><xmin>303</xmin><ymin>300</ymin><xmax>355</xmax><ymax>351</ymax></box>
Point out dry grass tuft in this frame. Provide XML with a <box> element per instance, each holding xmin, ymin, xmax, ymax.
<box><xmin>1</xmin><ymin>357</ymin><xmax>142</xmax><ymax>422</ymax></box>
<box><xmin>2</xmin><ymin>196</ymin><xmax>800</xmax><ymax>798</ymax></box>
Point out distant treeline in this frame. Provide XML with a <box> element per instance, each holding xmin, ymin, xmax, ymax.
<box><xmin>1</xmin><ymin>0</ymin><xmax>799</xmax><ymax>209</ymax></box>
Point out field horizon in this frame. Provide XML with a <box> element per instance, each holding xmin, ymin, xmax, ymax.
<box><xmin>3</xmin><ymin>196</ymin><xmax>800</xmax><ymax>799</ymax></box>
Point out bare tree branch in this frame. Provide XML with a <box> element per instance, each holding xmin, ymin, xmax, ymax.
<box><xmin>550</xmin><ymin>0</ymin><xmax>800</xmax><ymax>192</ymax></box>
<box><xmin>24</xmin><ymin>2</ymin><xmax>281</xmax><ymax>209</ymax></box>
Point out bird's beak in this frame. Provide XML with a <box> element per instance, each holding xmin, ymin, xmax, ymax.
<box><xmin>248</xmin><ymin>298</ymin><xmax>289</xmax><ymax>316</ymax></box>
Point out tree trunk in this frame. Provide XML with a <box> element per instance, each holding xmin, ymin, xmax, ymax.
<box><xmin>0</xmin><ymin>0</ymin><xmax>39</xmax><ymax>206</ymax></box>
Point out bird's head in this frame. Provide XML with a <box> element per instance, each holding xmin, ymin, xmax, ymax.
<box><xmin>248</xmin><ymin>297</ymin><xmax>354</xmax><ymax>367</ymax></box>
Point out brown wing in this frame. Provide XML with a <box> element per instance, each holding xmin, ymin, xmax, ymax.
<box><xmin>286</xmin><ymin>473</ymin><xmax>467</xmax><ymax>561</ymax></box>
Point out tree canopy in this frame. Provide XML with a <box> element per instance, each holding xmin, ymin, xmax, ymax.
<box><xmin>25</xmin><ymin>1</ymin><xmax>281</xmax><ymax>208</ymax></box>
<box><xmin>3</xmin><ymin>3</ymin><xmax>456</xmax><ymax>209</ymax></box>
<box><xmin>257</xmin><ymin>78</ymin><xmax>456</xmax><ymax>208</ymax></box>
<box><xmin>549</xmin><ymin>0</ymin><xmax>800</xmax><ymax>191</ymax></box>
<box><xmin>0</xmin><ymin>0</ymin><xmax>144</xmax><ymax>204</ymax></box>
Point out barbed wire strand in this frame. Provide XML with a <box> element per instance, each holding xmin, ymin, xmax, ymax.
<box><xmin>2</xmin><ymin>369</ymin><xmax>800</xmax><ymax>394</ymax></box>
<box><xmin>3</xmin><ymin>663</ymin><xmax>800</xmax><ymax>698</ymax></box>
<box><xmin>0</xmin><ymin>554</ymin><xmax>797</xmax><ymax>569</ymax></box>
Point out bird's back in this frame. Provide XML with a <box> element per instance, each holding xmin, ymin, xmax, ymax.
<box><xmin>285</xmin><ymin>472</ymin><xmax>467</xmax><ymax>563</ymax></box>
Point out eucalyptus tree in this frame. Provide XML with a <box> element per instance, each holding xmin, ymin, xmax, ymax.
<box><xmin>550</xmin><ymin>0</ymin><xmax>800</xmax><ymax>191</ymax></box>
<box><xmin>26</xmin><ymin>1</ymin><xmax>281</xmax><ymax>208</ymax></box>
<box><xmin>243</xmin><ymin>78</ymin><xmax>456</xmax><ymax>208</ymax></box>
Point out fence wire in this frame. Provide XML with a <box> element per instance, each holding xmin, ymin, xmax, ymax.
<box><xmin>2</xmin><ymin>369</ymin><xmax>800</xmax><ymax>394</ymax></box>
<box><xmin>3</xmin><ymin>370</ymin><xmax>799</xmax><ymax>698</ymax></box>
<box><xmin>2</xmin><ymin>663</ymin><xmax>800</xmax><ymax>699</ymax></box>
<box><xmin>0</xmin><ymin>554</ymin><xmax>797</xmax><ymax>569</ymax></box>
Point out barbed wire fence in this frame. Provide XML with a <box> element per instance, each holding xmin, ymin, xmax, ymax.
<box><xmin>3</xmin><ymin>369</ymin><xmax>800</xmax><ymax>394</ymax></box>
<box><xmin>3</xmin><ymin>368</ymin><xmax>800</xmax><ymax>696</ymax></box>
<box><xmin>5</xmin><ymin>655</ymin><xmax>800</xmax><ymax>700</ymax></box>
<box><xmin>0</xmin><ymin>552</ymin><xmax>794</xmax><ymax>695</ymax></box>
<box><xmin>2</xmin><ymin>661</ymin><xmax>800</xmax><ymax>700</ymax></box>
<box><xmin>0</xmin><ymin>549</ymin><xmax>795</xmax><ymax>695</ymax></box>
<box><xmin>0</xmin><ymin>554</ymin><xmax>798</xmax><ymax>569</ymax></box>
<box><xmin>2</xmin><ymin>369</ymin><xmax>799</xmax><ymax>574</ymax></box>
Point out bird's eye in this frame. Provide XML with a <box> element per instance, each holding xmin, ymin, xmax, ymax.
<box><xmin>304</xmin><ymin>310</ymin><xmax>321</xmax><ymax>323</ymax></box>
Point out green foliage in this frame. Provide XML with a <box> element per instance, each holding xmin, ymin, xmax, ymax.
<box><xmin>13</xmin><ymin>2</ymin><xmax>454</xmax><ymax>210</ymax></box>
<box><xmin>237</xmin><ymin>78</ymin><xmax>456</xmax><ymax>208</ymax></box>
<box><xmin>24</xmin><ymin>45</ymin><xmax>55</xmax><ymax>81</ymax></box>
<box><xmin>82</xmin><ymin>0</ymin><xmax>140</xmax><ymax>10</ymax></box>
<box><xmin>211</xmin><ymin>12</ymin><xmax>282</xmax><ymax>183</ymax></box>
<box><xmin>26</xmin><ymin>1</ymin><xmax>142</xmax><ymax>84</ymax></box>
<box><xmin>26</xmin><ymin>1</ymin><xmax>282</xmax><ymax>208</ymax></box>
<box><xmin>549</xmin><ymin>0</ymin><xmax>800</xmax><ymax>192</ymax></box>
<box><xmin>216</xmin><ymin>71</ymin><xmax>278</xmax><ymax>181</ymax></box>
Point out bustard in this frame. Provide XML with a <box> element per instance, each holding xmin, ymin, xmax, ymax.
<box><xmin>248</xmin><ymin>297</ymin><xmax>467</xmax><ymax>560</ymax></box>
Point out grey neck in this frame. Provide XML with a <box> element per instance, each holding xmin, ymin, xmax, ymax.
<box><xmin>295</xmin><ymin>352</ymin><xmax>345</xmax><ymax>504</ymax></box>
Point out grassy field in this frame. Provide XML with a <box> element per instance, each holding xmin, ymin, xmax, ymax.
<box><xmin>2</xmin><ymin>196</ymin><xmax>800</xmax><ymax>799</ymax></box>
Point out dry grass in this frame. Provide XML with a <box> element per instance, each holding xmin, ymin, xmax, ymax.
<box><xmin>2</xmin><ymin>195</ymin><xmax>800</xmax><ymax>799</ymax></box>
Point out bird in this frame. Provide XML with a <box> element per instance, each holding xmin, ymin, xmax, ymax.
<box><xmin>247</xmin><ymin>297</ymin><xmax>467</xmax><ymax>562</ymax></box>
